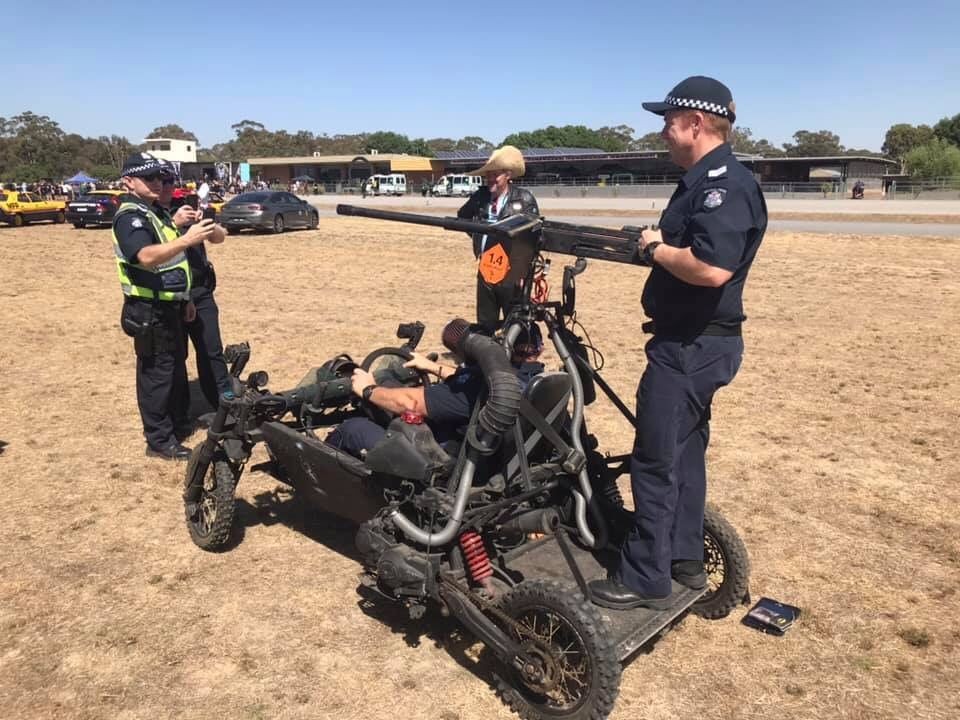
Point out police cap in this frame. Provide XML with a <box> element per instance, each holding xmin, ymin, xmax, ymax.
<box><xmin>642</xmin><ymin>76</ymin><xmax>736</xmax><ymax>123</ymax></box>
<box><xmin>121</xmin><ymin>152</ymin><xmax>167</xmax><ymax>178</ymax></box>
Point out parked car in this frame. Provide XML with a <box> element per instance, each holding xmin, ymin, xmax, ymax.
<box><xmin>65</xmin><ymin>190</ymin><xmax>125</xmax><ymax>228</ymax></box>
<box><xmin>219</xmin><ymin>192</ymin><xmax>319</xmax><ymax>234</ymax></box>
<box><xmin>0</xmin><ymin>191</ymin><xmax>66</xmax><ymax>226</ymax></box>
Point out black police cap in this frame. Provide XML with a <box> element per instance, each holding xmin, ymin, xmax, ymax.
<box><xmin>121</xmin><ymin>152</ymin><xmax>167</xmax><ymax>178</ymax></box>
<box><xmin>642</xmin><ymin>76</ymin><xmax>736</xmax><ymax>123</ymax></box>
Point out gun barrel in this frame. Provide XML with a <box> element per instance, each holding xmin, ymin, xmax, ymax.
<box><xmin>336</xmin><ymin>204</ymin><xmax>490</xmax><ymax>235</ymax></box>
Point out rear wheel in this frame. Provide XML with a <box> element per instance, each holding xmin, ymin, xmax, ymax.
<box><xmin>11</xmin><ymin>214</ymin><xmax>23</xmax><ymax>227</ymax></box>
<box><xmin>691</xmin><ymin>504</ymin><xmax>751</xmax><ymax>619</ymax></box>
<box><xmin>495</xmin><ymin>580</ymin><xmax>620</xmax><ymax>720</ymax></box>
<box><xmin>184</xmin><ymin>447</ymin><xmax>238</xmax><ymax>551</ymax></box>
<box><xmin>54</xmin><ymin>211</ymin><xmax>65</xmax><ymax>224</ymax></box>
<box><xmin>272</xmin><ymin>214</ymin><xmax>284</xmax><ymax>233</ymax></box>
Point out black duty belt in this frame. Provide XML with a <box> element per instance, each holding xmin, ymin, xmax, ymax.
<box><xmin>641</xmin><ymin>321</ymin><xmax>741</xmax><ymax>338</ymax></box>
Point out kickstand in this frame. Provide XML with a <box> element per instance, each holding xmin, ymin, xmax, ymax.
<box><xmin>555</xmin><ymin>528</ymin><xmax>592</xmax><ymax>603</ymax></box>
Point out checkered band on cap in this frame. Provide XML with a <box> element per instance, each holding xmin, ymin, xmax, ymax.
<box><xmin>665</xmin><ymin>95</ymin><xmax>730</xmax><ymax>116</ymax></box>
<box><xmin>123</xmin><ymin>160</ymin><xmax>162</xmax><ymax>175</ymax></box>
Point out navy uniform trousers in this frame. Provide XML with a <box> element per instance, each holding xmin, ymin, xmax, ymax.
<box><xmin>619</xmin><ymin>334</ymin><xmax>743</xmax><ymax>597</ymax></box>
<box><xmin>134</xmin><ymin>303</ymin><xmax>190</xmax><ymax>449</ymax></box>
<box><xmin>185</xmin><ymin>286</ymin><xmax>231</xmax><ymax>409</ymax></box>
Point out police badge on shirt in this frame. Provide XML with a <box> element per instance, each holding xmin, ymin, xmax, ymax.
<box><xmin>703</xmin><ymin>187</ymin><xmax>726</xmax><ymax>210</ymax></box>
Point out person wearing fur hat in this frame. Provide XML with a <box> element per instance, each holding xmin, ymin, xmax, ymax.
<box><xmin>456</xmin><ymin>146</ymin><xmax>539</xmax><ymax>332</ymax></box>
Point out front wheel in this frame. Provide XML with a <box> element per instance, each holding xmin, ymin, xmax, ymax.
<box><xmin>272</xmin><ymin>214</ymin><xmax>284</xmax><ymax>233</ymax></box>
<box><xmin>308</xmin><ymin>211</ymin><xmax>319</xmax><ymax>229</ymax></box>
<box><xmin>184</xmin><ymin>447</ymin><xmax>238</xmax><ymax>551</ymax></box>
<box><xmin>11</xmin><ymin>214</ymin><xmax>23</xmax><ymax>227</ymax></box>
<box><xmin>72</xmin><ymin>221</ymin><xmax>85</xmax><ymax>229</ymax></box>
<box><xmin>495</xmin><ymin>580</ymin><xmax>620</xmax><ymax>720</ymax></box>
<box><xmin>54</xmin><ymin>211</ymin><xmax>65</xmax><ymax>224</ymax></box>
<box><xmin>690</xmin><ymin>504</ymin><xmax>751</xmax><ymax>619</ymax></box>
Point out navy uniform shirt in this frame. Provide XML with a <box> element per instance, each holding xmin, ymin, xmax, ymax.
<box><xmin>424</xmin><ymin>361</ymin><xmax>544</xmax><ymax>444</ymax></box>
<box><xmin>642</xmin><ymin>143</ymin><xmax>767</xmax><ymax>335</ymax></box>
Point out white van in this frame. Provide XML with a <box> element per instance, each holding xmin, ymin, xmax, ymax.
<box><xmin>367</xmin><ymin>173</ymin><xmax>407</xmax><ymax>196</ymax></box>
<box><xmin>432</xmin><ymin>174</ymin><xmax>482</xmax><ymax>197</ymax></box>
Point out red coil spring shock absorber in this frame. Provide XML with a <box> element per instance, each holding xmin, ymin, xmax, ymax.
<box><xmin>459</xmin><ymin>531</ymin><xmax>493</xmax><ymax>584</ymax></box>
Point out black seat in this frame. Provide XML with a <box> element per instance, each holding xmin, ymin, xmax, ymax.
<box><xmin>497</xmin><ymin>372</ymin><xmax>573</xmax><ymax>483</ymax></box>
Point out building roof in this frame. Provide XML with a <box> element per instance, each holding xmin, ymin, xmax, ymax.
<box><xmin>143</xmin><ymin>137</ymin><xmax>194</xmax><ymax>143</ymax></box>
<box><xmin>247</xmin><ymin>153</ymin><xmax>434</xmax><ymax>171</ymax></box>
<box><xmin>746</xmin><ymin>155</ymin><xmax>896</xmax><ymax>164</ymax></box>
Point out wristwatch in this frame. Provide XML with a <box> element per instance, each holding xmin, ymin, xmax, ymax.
<box><xmin>643</xmin><ymin>240</ymin><xmax>663</xmax><ymax>265</ymax></box>
<box><xmin>361</xmin><ymin>384</ymin><xmax>376</xmax><ymax>402</ymax></box>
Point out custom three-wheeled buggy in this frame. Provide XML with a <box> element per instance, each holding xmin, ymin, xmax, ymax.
<box><xmin>182</xmin><ymin>206</ymin><xmax>751</xmax><ymax>720</ymax></box>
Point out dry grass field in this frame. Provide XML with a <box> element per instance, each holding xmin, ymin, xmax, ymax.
<box><xmin>0</xmin><ymin>217</ymin><xmax>957</xmax><ymax>720</ymax></box>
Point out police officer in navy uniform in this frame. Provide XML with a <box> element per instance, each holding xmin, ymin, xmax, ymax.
<box><xmin>589</xmin><ymin>77</ymin><xmax>767</xmax><ymax>609</ymax></box>
<box><xmin>156</xmin><ymin>163</ymin><xmax>231</xmax><ymax>415</ymax></box>
<box><xmin>113</xmin><ymin>153</ymin><xmax>216</xmax><ymax>460</ymax></box>
<box><xmin>457</xmin><ymin>146</ymin><xmax>539</xmax><ymax>332</ymax></box>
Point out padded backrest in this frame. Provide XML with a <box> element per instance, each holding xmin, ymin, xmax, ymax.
<box><xmin>499</xmin><ymin>372</ymin><xmax>573</xmax><ymax>480</ymax></box>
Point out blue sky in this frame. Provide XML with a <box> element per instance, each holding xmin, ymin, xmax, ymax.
<box><xmin>6</xmin><ymin>0</ymin><xmax>958</xmax><ymax>151</ymax></box>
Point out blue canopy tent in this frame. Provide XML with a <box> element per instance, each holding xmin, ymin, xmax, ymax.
<box><xmin>66</xmin><ymin>172</ymin><xmax>98</xmax><ymax>184</ymax></box>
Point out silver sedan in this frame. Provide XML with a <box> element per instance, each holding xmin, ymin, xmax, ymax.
<box><xmin>220</xmin><ymin>191</ymin><xmax>320</xmax><ymax>234</ymax></box>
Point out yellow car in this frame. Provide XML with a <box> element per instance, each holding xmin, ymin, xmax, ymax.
<box><xmin>0</xmin><ymin>191</ymin><xmax>66</xmax><ymax>227</ymax></box>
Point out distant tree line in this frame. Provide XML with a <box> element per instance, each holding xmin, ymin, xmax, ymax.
<box><xmin>2</xmin><ymin>110</ymin><xmax>959</xmax><ymax>182</ymax></box>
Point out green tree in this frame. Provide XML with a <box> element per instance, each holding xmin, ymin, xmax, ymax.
<box><xmin>881</xmin><ymin>123</ymin><xmax>935</xmax><ymax>163</ymax></box>
<box><xmin>783</xmin><ymin>130</ymin><xmax>844</xmax><ymax>157</ymax></box>
<box><xmin>729</xmin><ymin>127</ymin><xmax>784</xmax><ymax>156</ymax></box>
<box><xmin>933</xmin><ymin>113</ymin><xmax>960</xmax><ymax>148</ymax></box>
<box><xmin>146</xmin><ymin>123</ymin><xmax>198</xmax><ymax>142</ymax></box>
<box><xmin>365</xmin><ymin>131</ymin><xmax>414</xmax><ymax>154</ymax></box>
<box><xmin>502</xmin><ymin>125</ymin><xmax>627</xmax><ymax>152</ymax></box>
<box><xmin>904</xmin><ymin>138</ymin><xmax>960</xmax><ymax>178</ymax></box>
<box><xmin>597</xmin><ymin>124</ymin><xmax>635</xmax><ymax>151</ymax></box>
<box><xmin>425</xmin><ymin>137</ymin><xmax>456</xmax><ymax>154</ymax></box>
<box><xmin>455</xmin><ymin>136</ymin><xmax>494</xmax><ymax>152</ymax></box>
<box><xmin>630</xmin><ymin>131</ymin><xmax>667</xmax><ymax>151</ymax></box>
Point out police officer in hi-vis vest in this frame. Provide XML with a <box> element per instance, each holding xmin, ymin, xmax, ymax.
<box><xmin>113</xmin><ymin>153</ymin><xmax>216</xmax><ymax>460</ymax></box>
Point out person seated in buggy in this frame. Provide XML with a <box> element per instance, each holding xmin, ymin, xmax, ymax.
<box><xmin>326</xmin><ymin>320</ymin><xmax>545</xmax><ymax>459</ymax></box>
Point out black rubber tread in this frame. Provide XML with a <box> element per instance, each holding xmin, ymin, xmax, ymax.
<box><xmin>691</xmin><ymin>504</ymin><xmax>751</xmax><ymax>619</ymax></box>
<box><xmin>308</xmin><ymin>212</ymin><xmax>319</xmax><ymax>229</ymax></box>
<box><xmin>12</xmin><ymin>214</ymin><xmax>23</xmax><ymax>227</ymax></box>
<box><xmin>226</xmin><ymin>227</ymin><xmax>240</xmax><ymax>235</ymax></box>
<box><xmin>72</xmin><ymin>222</ymin><xmax>84</xmax><ymax>229</ymax></box>
<box><xmin>494</xmin><ymin>580</ymin><xmax>620</xmax><ymax>720</ymax></box>
<box><xmin>54</xmin><ymin>211</ymin><xmax>65</xmax><ymax>224</ymax></box>
<box><xmin>272</xmin><ymin>214</ymin><xmax>284</xmax><ymax>233</ymax></box>
<box><xmin>185</xmin><ymin>447</ymin><xmax>237</xmax><ymax>552</ymax></box>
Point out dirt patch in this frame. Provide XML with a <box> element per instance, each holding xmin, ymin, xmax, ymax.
<box><xmin>0</xmin><ymin>219</ymin><xmax>958</xmax><ymax>720</ymax></box>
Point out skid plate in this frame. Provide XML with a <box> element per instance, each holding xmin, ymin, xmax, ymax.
<box><xmin>505</xmin><ymin>534</ymin><xmax>705</xmax><ymax>661</ymax></box>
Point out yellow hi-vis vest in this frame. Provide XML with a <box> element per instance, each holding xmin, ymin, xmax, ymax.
<box><xmin>112</xmin><ymin>201</ymin><xmax>191</xmax><ymax>301</ymax></box>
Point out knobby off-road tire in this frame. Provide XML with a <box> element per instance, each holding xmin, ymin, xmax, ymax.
<box><xmin>184</xmin><ymin>447</ymin><xmax>237</xmax><ymax>552</ymax></box>
<box><xmin>495</xmin><ymin>580</ymin><xmax>620</xmax><ymax>720</ymax></box>
<box><xmin>691</xmin><ymin>504</ymin><xmax>751</xmax><ymax>619</ymax></box>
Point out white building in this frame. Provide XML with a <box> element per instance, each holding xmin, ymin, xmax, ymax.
<box><xmin>143</xmin><ymin>137</ymin><xmax>197</xmax><ymax>163</ymax></box>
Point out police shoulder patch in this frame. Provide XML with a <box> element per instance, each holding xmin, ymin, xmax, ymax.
<box><xmin>130</xmin><ymin>217</ymin><xmax>144</xmax><ymax>228</ymax></box>
<box><xmin>703</xmin><ymin>187</ymin><xmax>726</xmax><ymax>209</ymax></box>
